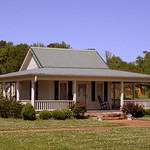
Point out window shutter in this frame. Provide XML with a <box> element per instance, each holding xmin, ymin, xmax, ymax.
<box><xmin>68</xmin><ymin>81</ymin><xmax>73</xmax><ymax>100</ymax></box>
<box><xmin>104</xmin><ymin>82</ymin><xmax>108</xmax><ymax>102</ymax></box>
<box><xmin>54</xmin><ymin>81</ymin><xmax>59</xmax><ymax>100</ymax></box>
<box><xmin>91</xmin><ymin>81</ymin><xmax>95</xmax><ymax>101</ymax></box>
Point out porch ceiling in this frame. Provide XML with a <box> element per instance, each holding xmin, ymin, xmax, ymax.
<box><xmin>0</xmin><ymin>68</ymin><xmax>150</xmax><ymax>82</ymax></box>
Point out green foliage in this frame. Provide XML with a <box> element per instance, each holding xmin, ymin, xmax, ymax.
<box><xmin>21</xmin><ymin>103</ymin><xmax>36</xmax><ymax>120</ymax></box>
<box><xmin>121</xmin><ymin>102</ymin><xmax>144</xmax><ymax>118</ymax></box>
<box><xmin>47</xmin><ymin>41</ymin><xmax>71</xmax><ymax>49</ymax></box>
<box><xmin>0</xmin><ymin>40</ymin><xmax>73</xmax><ymax>74</ymax></box>
<box><xmin>0</xmin><ymin>98</ymin><xmax>23</xmax><ymax>118</ymax></box>
<box><xmin>69</xmin><ymin>102</ymin><xmax>86</xmax><ymax>119</ymax></box>
<box><xmin>39</xmin><ymin>110</ymin><xmax>52</xmax><ymax>120</ymax></box>
<box><xmin>148</xmin><ymin>89</ymin><xmax>150</xmax><ymax>98</ymax></box>
<box><xmin>52</xmin><ymin>109</ymin><xmax>66</xmax><ymax>120</ymax></box>
<box><xmin>105</xmin><ymin>51</ymin><xmax>137</xmax><ymax>72</ymax></box>
<box><xmin>0</xmin><ymin>40</ymin><xmax>7</xmax><ymax>48</ymax></box>
<box><xmin>31</xmin><ymin>42</ymin><xmax>45</xmax><ymax>47</ymax></box>
<box><xmin>52</xmin><ymin>109</ymin><xmax>72</xmax><ymax>120</ymax></box>
<box><xmin>136</xmin><ymin>51</ymin><xmax>150</xmax><ymax>74</ymax></box>
<box><xmin>61</xmin><ymin>109</ymin><xmax>72</xmax><ymax>119</ymax></box>
<box><xmin>105</xmin><ymin>50</ymin><xmax>150</xmax><ymax>75</ymax></box>
<box><xmin>0</xmin><ymin>42</ymin><xmax>29</xmax><ymax>74</ymax></box>
<box><xmin>144</xmin><ymin>109</ymin><xmax>150</xmax><ymax>115</ymax></box>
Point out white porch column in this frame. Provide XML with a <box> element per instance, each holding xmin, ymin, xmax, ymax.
<box><xmin>2</xmin><ymin>82</ymin><xmax>6</xmax><ymax>98</ymax></box>
<box><xmin>31</xmin><ymin>81</ymin><xmax>35</xmax><ymax>106</ymax></box>
<box><xmin>120</xmin><ymin>81</ymin><xmax>124</xmax><ymax>110</ymax></box>
<box><xmin>16</xmin><ymin>81</ymin><xmax>20</xmax><ymax>101</ymax></box>
<box><xmin>73</xmin><ymin>80</ymin><xmax>77</xmax><ymax>103</ymax></box>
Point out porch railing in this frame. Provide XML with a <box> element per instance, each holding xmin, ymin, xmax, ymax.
<box><xmin>124</xmin><ymin>100</ymin><xmax>150</xmax><ymax>109</ymax></box>
<box><xmin>34</xmin><ymin>100</ymin><xmax>73</xmax><ymax>111</ymax></box>
<box><xmin>20</xmin><ymin>100</ymin><xmax>31</xmax><ymax>105</ymax></box>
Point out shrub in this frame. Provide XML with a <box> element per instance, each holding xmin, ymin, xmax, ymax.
<box><xmin>69</xmin><ymin>102</ymin><xmax>86</xmax><ymax>119</ymax></box>
<box><xmin>144</xmin><ymin>109</ymin><xmax>150</xmax><ymax>115</ymax></box>
<box><xmin>52</xmin><ymin>109</ymin><xmax>66</xmax><ymax>120</ymax></box>
<box><xmin>148</xmin><ymin>90</ymin><xmax>150</xmax><ymax>98</ymax></box>
<box><xmin>121</xmin><ymin>102</ymin><xmax>144</xmax><ymax>118</ymax></box>
<box><xmin>61</xmin><ymin>109</ymin><xmax>72</xmax><ymax>119</ymax></box>
<box><xmin>39</xmin><ymin>110</ymin><xmax>52</xmax><ymax>120</ymax></box>
<box><xmin>21</xmin><ymin>103</ymin><xmax>36</xmax><ymax>120</ymax></box>
<box><xmin>0</xmin><ymin>98</ymin><xmax>23</xmax><ymax>118</ymax></box>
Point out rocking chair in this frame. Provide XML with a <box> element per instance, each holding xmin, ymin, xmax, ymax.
<box><xmin>97</xmin><ymin>96</ymin><xmax>110</xmax><ymax>110</ymax></box>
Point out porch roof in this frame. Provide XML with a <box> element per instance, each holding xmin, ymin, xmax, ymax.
<box><xmin>0</xmin><ymin>68</ymin><xmax>150</xmax><ymax>80</ymax></box>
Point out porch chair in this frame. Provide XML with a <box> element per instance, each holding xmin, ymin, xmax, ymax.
<box><xmin>97</xmin><ymin>96</ymin><xmax>110</xmax><ymax>110</ymax></box>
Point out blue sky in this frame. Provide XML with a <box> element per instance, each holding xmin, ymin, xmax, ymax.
<box><xmin>0</xmin><ymin>0</ymin><xmax>150</xmax><ymax>62</ymax></box>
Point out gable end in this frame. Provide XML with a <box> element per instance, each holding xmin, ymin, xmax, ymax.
<box><xmin>19</xmin><ymin>49</ymin><xmax>42</xmax><ymax>71</ymax></box>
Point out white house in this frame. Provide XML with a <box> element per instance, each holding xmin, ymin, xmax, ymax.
<box><xmin>0</xmin><ymin>47</ymin><xmax>150</xmax><ymax>111</ymax></box>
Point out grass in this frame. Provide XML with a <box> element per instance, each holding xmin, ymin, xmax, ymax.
<box><xmin>0</xmin><ymin>127</ymin><xmax>150</xmax><ymax>150</ymax></box>
<box><xmin>133</xmin><ymin>115</ymin><xmax>150</xmax><ymax>121</ymax></box>
<box><xmin>0</xmin><ymin>118</ymin><xmax>125</xmax><ymax>131</ymax></box>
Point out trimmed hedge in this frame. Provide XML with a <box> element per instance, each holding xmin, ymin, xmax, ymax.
<box><xmin>52</xmin><ymin>109</ymin><xmax>65</xmax><ymax>120</ymax></box>
<box><xmin>39</xmin><ymin>110</ymin><xmax>52</xmax><ymax>120</ymax></box>
<box><xmin>21</xmin><ymin>103</ymin><xmax>36</xmax><ymax>120</ymax></box>
<box><xmin>61</xmin><ymin>109</ymin><xmax>72</xmax><ymax>119</ymax></box>
<box><xmin>52</xmin><ymin>109</ymin><xmax>72</xmax><ymax>120</ymax></box>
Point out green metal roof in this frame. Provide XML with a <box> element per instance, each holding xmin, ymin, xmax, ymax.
<box><xmin>0</xmin><ymin>47</ymin><xmax>150</xmax><ymax>81</ymax></box>
<box><xmin>30</xmin><ymin>47</ymin><xmax>108</xmax><ymax>69</ymax></box>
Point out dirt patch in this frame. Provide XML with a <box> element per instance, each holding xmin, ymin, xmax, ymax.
<box><xmin>105</xmin><ymin>119</ymin><xmax>150</xmax><ymax>127</ymax></box>
<box><xmin>0</xmin><ymin>120</ymin><xmax>150</xmax><ymax>133</ymax></box>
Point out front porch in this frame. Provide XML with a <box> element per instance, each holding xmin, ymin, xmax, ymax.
<box><xmin>20</xmin><ymin>99</ymin><xmax>150</xmax><ymax>112</ymax></box>
<box><xmin>1</xmin><ymin>78</ymin><xmax>150</xmax><ymax>111</ymax></box>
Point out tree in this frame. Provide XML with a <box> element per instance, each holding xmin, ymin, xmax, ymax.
<box><xmin>0</xmin><ymin>43</ymin><xmax>29</xmax><ymax>74</ymax></box>
<box><xmin>105</xmin><ymin>51</ymin><xmax>137</xmax><ymax>72</ymax></box>
<box><xmin>136</xmin><ymin>51</ymin><xmax>150</xmax><ymax>74</ymax></box>
<box><xmin>0</xmin><ymin>40</ymin><xmax>7</xmax><ymax>48</ymax></box>
<box><xmin>31</xmin><ymin>42</ymin><xmax>45</xmax><ymax>47</ymax></box>
<box><xmin>47</xmin><ymin>41</ymin><xmax>71</xmax><ymax>49</ymax></box>
<box><xmin>0</xmin><ymin>40</ymin><xmax>72</xmax><ymax>74</ymax></box>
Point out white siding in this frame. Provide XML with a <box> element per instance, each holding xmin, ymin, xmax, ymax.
<box><xmin>20</xmin><ymin>81</ymin><xmax>30</xmax><ymax>100</ymax></box>
<box><xmin>38</xmin><ymin>81</ymin><xmax>54</xmax><ymax>100</ymax></box>
<box><xmin>26</xmin><ymin>57</ymin><xmax>39</xmax><ymax>70</ymax></box>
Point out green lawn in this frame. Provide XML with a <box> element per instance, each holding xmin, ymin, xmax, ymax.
<box><xmin>133</xmin><ymin>115</ymin><xmax>150</xmax><ymax>121</ymax></box>
<box><xmin>0</xmin><ymin>127</ymin><xmax>150</xmax><ymax>150</ymax></box>
<box><xmin>0</xmin><ymin>118</ymin><xmax>125</xmax><ymax>131</ymax></box>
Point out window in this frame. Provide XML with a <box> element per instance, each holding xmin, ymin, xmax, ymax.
<box><xmin>60</xmin><ymin>82</ymin><xmax>67</xmax><ymax>100</ymax></box>
<box><xmin>97</xmin><ymin>83</ymin><xmax>103</xmax><ymax>100</ymax></box>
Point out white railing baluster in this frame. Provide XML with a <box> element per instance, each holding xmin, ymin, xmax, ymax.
<box><xmin>33</xmin><ymin>100</ymin><xmax>73</xmax><ymax>111</ymax></box>
<box><xmin>124</xmin><ymin>99</ymin><xmax>150</xmax><ymax>109</ymax></box>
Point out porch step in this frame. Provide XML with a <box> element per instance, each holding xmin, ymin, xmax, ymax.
<box><xmin>85</xmin><ymin>111</ymin><xmax>125</xmax><ymax>120</ymax></box>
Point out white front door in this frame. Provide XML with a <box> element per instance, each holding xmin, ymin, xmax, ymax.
<box><xmin>77</xmin><ymin>84</ymin><xmax>87</xmax><ymax>104</ymax></box>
